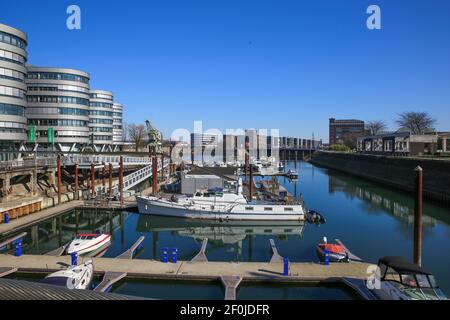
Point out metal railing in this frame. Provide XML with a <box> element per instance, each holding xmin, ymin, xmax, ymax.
<box><xmin>0</xmin><ymin>157</ymin><xmax>57</xmax><ymax>171</ymax></box>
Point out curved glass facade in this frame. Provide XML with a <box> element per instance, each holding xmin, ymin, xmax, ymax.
<box><xmin>26</xmin><ymin>65</ymin><xmax>91</xmax><ymax>149</ymax></box>
<box><xmin>89</xmin><ymin>89</ymin><xmax>114</xmax><ymax>147</ymax></box>
<box><xmin>0</xmin><ymin>24</ymin><xmax>28</xmax><ymax>152</ymax></box>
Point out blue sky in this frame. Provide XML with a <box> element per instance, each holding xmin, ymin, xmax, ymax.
<box><xmin>1</xmin><ymin>0</ymin><xmax>449</xmax><ymax>142</ymax></box>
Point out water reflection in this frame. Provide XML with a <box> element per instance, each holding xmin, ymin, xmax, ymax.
<box><xmin>0</xmin><ymin>210</ymin><xmax>132</xmax><ymax>255</ymax></box>
<box><xmin>136</xmin><ymin>215</ymin><xmax>305</xmax><ymax>261</ymax></box>
<box><xmin>327</xmin><ymin>170</ymin><xmax>450</xmax><ymax>229</ymax></box>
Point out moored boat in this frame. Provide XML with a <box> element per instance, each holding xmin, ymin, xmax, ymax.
<box><xmin>41</xmin><ymin>260</ymin><xmax>94</xmax><ymax>290</ymax></box>
<box><xmin>66</xmin><ymin>233</ymin><xmax>111</xmax><ymax>256</ymax></box>
<box><xmin>367</xmin><ymin>256</ymin><xmax>448</xmax><ymax>300</ymax></box>
<box><xmin>316</xmin><ymin>237</ymin><xmax>349</xmax><ymax>263</ymax></box>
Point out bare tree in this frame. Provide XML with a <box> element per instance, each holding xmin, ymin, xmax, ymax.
<box><xmin>396</xmin><ymin>112</ymin><xmax>436</xmax><ymax>134</ymax></box>
<box><xmin>366</xmin><ymin>120</ymin><xmax>387</xmax><ymax>135</ymax></box>
<box><xmin>128</xmin><ymin>124</ymin><xmax>147</xmax><ymax>151</ymax></box>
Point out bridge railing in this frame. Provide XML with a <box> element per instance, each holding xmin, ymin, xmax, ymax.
<box><xmin>63</xmin><ymin>155</ymin><xmax>152</xmax><ymax>166</ymax></box>
<box><xmin>0</xmin><ymin>157</ymin><xmax>57</xmax><ymax>171</ymax></box>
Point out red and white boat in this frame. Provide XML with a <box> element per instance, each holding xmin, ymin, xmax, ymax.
<box><xmin>67</xmin><ymin>233</ymin><xmax>111</xmax><ymax>256</ymax></box>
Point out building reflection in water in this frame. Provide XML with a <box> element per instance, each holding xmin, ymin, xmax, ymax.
<box><xmin>327</xmin><ymin>173</ymin><xmax>438</xmax><ymax>227</ymax></box>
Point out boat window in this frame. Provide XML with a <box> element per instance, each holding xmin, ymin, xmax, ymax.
<box><xmin>211</xmin><ymin>206</ymin><xmax>215</xmax><ymax>210</ymax></box>
<box><xmin>416</xmin><ymin>274</ymin><xmax>431</xmax><ymax>288</ymax></box>
<box><xmin>245</xmin><ymin>207</ymin><xmax>254</xmax><ymax>211</ymax></box>
<box><xmin>264</xmin><ymin>207</ymin><xmax>273</xmax><ymax>211</ymax></box>
<box><xmin>401</xmin><ymin>274</ymin><xmax>418</xmax><ymax>287</ymax></box>
<box><xmin>428</xmin><ymin>275</ymin><xmax>438</xmax><ymax>288</ymax></box>
<box><xmin>379</xmin><ymin>263</ymin><xmax>387</xmax><ymax>279</ymax></box>
<box><xmin>41</xmin><ymin>277</ymin><xmax>70</xmax><ymax>287</ymax></box>
<box><xmin>384</xmin><ymin>267</ymin><xmax>401</xmax><ymax>282</ymax></box>
<box><xmin>284</xmin><ymin>207</ymin><xmax>293</xmax><ymax>211</ymax></box>
<box><xmin>195</xmin><ymin>192</ymin><xmax>202</xmax><ymax>197</ymax></box>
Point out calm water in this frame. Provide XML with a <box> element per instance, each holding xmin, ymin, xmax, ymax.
<box><xmin>2</xmin><ymin>161</ymin><xmax>449</xmax><ymax>297</ymax></box>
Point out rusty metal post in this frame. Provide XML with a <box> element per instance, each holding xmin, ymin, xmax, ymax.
<box><xmin>152</xmin><ymin>156</ymin><xmax>158</xmax><ymax>195</ymax></box>
<box><xmin>102</xmin><ymin>161</ymin><xmax>106</xmax><ymax>191</ymax></box>
<box><xmin>414</xmin><ymin>166</ymin><xmax>423</xmax><ymax>267</ymax></box>
<box><xmin>74</xmin><ymin>162</ymin><xmax>79</xmax><ymax>200</ymax></box>
<box><xmin>109</xmin><ymin>162</ymin><xmax>113</xmax><ymax>197</ymax></box>
<box><xmin>161</xmin><ymin>154</ymin><xmax>164</xmax><ymax>181</ymax></box>
<box><xmin>57</xmin><ymin>155</ymin><xmax>61</xmax><ymax>205</ymax></box>
<box><xmin>119</xmin><ymin>156</ymin><xmax>124</xmax><ymax>206</ymax></box>
<box><xmin>91</xmin><ymin>162</ymin><xmax>95</xmax><ymax>196</ymax></box>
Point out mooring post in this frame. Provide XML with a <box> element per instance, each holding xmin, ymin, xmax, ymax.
<box><xmin>70</xmin><ymin>252</ymin><xmax>78</xmax><ymax>266</ymax></box>
<box><xmin>119</xmin><ymin>156</ymin><xmax>124</xmax><ymax>206</ymax></box>
<box><xmin>102</xmin><ymin>161</ymin><xmax>106</xmax><ymax>191</ymax></box>
<box><xmin>57</xmin><ymin>155</ymin><xmax>62</xmax><ymax>205</ymax></box>
<box><xmin>15</xmin><ymin>239</ymin><xmax>22</xmax><ymax>257</ymax></box>
<box><xmin>283</xmin><ymin>257</ymin><xmax>289</xmax><ymax>276</ymax></box>
<box><xmin>91</xmin><ymin>162</ymin><xmax>95</xmax><ymax>196</ymax></box>
<box><xmin>109</xmin><ymin>163</ymin><xmax>113</xmax><ymax>197</ymax></box>
<box><xmin>74</xmin><ymin>162</ymin><xmax>79</xmax><ymax>200</ymax></box>
<box><xmin>414</xmin><ymin>166</ymin><xmax>423</xmax><ymax>267</ymax></box>
<box><xmin>152</xmin><ymin>156</ymin><xmax>158</xmax><ymax>195</ymax></box>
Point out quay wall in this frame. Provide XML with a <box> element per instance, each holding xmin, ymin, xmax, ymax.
<box><xmin>310</xmin><ymin>151</ymin><xmax>450</xmax><ymax>204</ymax></box>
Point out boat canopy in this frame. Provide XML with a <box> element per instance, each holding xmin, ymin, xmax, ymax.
<box><xmin>378</xmin><ymin>256</ymin><xmax>431</xmax><ymax>275</ymax></box>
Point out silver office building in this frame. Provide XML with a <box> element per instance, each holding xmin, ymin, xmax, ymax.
<box><xmin>26</xmin><ymin>66</ymin><xmax>91</xmax><ymax>151</ymax></box>
<box><xmin>0</xmin><ymin>24</ymin><xmax>28</xmax><ymax>160</ymax></box>
<box><xmin>89</xmin><ymin>89</ymin><xmax>114</xmax><ymax>151</ymax></box>
<box><xmin>112</xmin><ymin>102</ymin><xmax>123</xmax><ymax>150</ymax></box>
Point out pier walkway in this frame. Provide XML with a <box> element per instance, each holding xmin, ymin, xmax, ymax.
<box><xmin>0</xmin><ymin>254</ymin><xmax>374</xmax><ymax>283</ymax></box>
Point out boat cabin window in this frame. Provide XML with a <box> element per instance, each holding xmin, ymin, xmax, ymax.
<box><xmin>284</xmin><ymin>207</ymin><xmax>293</xmax><ymax>211</ymax></box>
<box><xmin>245</xmin><ymin>207</ymin><xmax>254</xmax><ymax>211</ymax></box>
<box><xmin>195</xmin><ymin>192</ymin><xmax>202</xmax><ymax>197</ymax></box>
<box><xmin>416</xmin><ymin>274</ymin><xmax>432</xmax><ymax>288</ymax></box>
<box><xmin>401</xmin><ymin>274</ymin><xmax>418</xmax><ymax>287</ymax></box>
<box><xmin>264</xmin><ymin>207</ymin><xmax>273</xmax><ymax>211</ymax></box>
<box><xmin>384</xmin><ymin>267</ymin><xmax>401</xmax><ymax>282</ymax></box>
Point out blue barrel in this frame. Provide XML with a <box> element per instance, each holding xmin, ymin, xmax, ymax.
<box><xmin>70</xmin><ymin>252</ymin><xmax>78</xmax><ymax>266</ymax></box>
<box><xmin>4</xmin><ymin>212</ymin><xmax>9</xmax><ymax>224</ymax></box>
<box><xmin>171</xmin><ymin>247</ymin><xmax>178</xmax><ymax>263</ymax></box>
<box><xmin>283</xmin><ymin>257</ymin><xmax>289</xmax><ymax>276</ymax></box>
<box><xmin>324</xmin><ymin>249</ymin><xmax>330</xmax><ymax>266</ymax></box>
<box><xmin>15</xmin><ymin>240</ymin><xmax>22</xmax><ymax>257</ymax></box>
<box><xmin>162</xmin><ymin>247</ymin><xmax>168</xmax><ymax>263</ymax></box>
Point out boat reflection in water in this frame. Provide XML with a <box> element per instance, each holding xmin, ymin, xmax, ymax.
<box><xmin>136</xmin><ymin>215</ymin><xmax>305</xmax><ymax>261</ymax></box>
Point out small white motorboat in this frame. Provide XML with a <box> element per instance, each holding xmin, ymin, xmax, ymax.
<box><xmin>41</xmin><ymin>260</ymin><xmax>94</xmax><ymax>290</ymax></box>
<box><xmin>67</xmin><ymin>233</ymin><xmax>111</xmax><ymax>256</ymax></box>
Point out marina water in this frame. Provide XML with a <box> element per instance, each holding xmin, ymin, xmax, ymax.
<box><xmin>2</xmin><ymin>161</ymin><xmax>449</xmax><ymax>298</ymax></box>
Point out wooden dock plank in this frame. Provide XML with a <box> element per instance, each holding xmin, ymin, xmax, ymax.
<box><xmin>0</xmin><ymin>254</ymin><xmax>374</xmax><ymax>283</ymax></box>
<box><xmin>0</xmin><ymin>267</ymin><xmax>17</xmax><ymax>278</ymax></box>
<box><xmin>335</xmin><ymin>239</ymin><xmax>363</xmax><ymax>262</ymax></box>
<box><xmin>221</xmin><ymin>275</ymin><xmax>243</xmax><ymax>300</ymax></box>
<box><xmin>191</xmin><ymin>238</ymin><xmax>208</xmax><ymax>262</ymax></box>
<box><xmin>269</xmin><ymin>239</ymin><xmax>283</xmax><ymax>263</ymax></box>
<box><xmin>44</xmin><ymin>244</ymin><xmax>68</xmax><ymax>257</ymax></box>
<box><xmin>94</xmin><ymin>271</ymin><xmax>127</xmax><ymax>292</ymax></box>
<box><xmin>116</xmin><ymin>236</ymin><xmax>145</xmax><ymax>260</ymax></box>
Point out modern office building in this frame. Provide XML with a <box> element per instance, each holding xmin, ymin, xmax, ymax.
<box><xmin>0</xmin><ymin>24</ymin><xmax>28</xmax><ymax>160</ymax></box>
<box><xmin>89</xmin><ymin>89</ymin><xmax>114</xmax><ymax>151</ymax></box>
<box><xmin>112</xmin><ymin>102</ymin><xmax>123</xmax><ymax>150</ymax></box>
<box><xmin>25</xmin><ymin>66</ymin><xmax>91</xmax><ymax>151</ymax></box>
<box><xmin>329</xmin><ymin>118</ymin><xmax>365</xmax><ymax>145</ymax></box>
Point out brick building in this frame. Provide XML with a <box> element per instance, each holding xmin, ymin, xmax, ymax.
<box><xmin>329</xmin><ymin>118</ymin><xmax>365</xmax><ymax>145</ymax></box>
